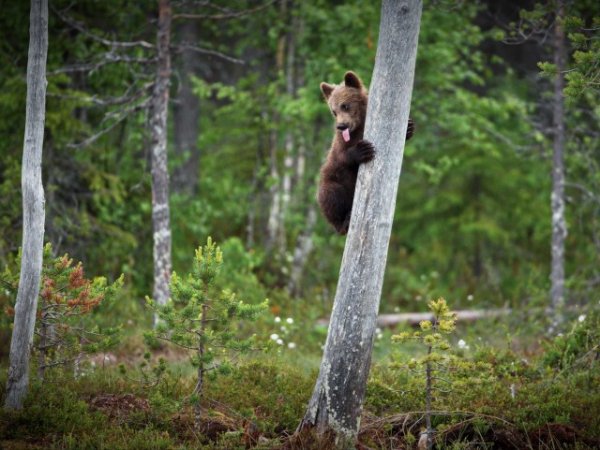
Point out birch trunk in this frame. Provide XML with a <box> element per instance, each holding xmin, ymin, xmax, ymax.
<box><xmin>288</xmin><ymin>206</ymin><xmax>317</xmax><ymax>297</ymax></box>
<box><xmin>173</xmin><ymin>20</ymin><xmax>200</xmax><ymax>195</ymax></box>
<box><xmin>550</xmin><ymin>0</ymin><xmax>567</xmax><ymax>329</ymax></box>
<box><xmin>298</xmin><ymin>0</ymin><xmax>422</xmax><ymax>445</ymax></box>
<box><xmin>5</xmin><ymin>0</ymin><xmax>48</xmax><ymax>410</ymax></box>
<box><xmin>150</xmin><ymin>0</ymin><xmax>173</xmax><ymax>317</ymax></box>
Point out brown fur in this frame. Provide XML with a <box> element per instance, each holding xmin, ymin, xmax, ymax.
<box><xmin>317</xmin><ymin>71</ymin><xmax>414</xmax><ymax>234</ymax></box>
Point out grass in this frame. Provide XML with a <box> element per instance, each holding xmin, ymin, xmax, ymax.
<box><xmin>0</xmin><ymin>312</ymin><xmax>599</xmax><ymax>449</ymax></box>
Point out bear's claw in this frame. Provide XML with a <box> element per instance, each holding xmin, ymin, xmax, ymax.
<box><xmin>352</xmin><ymin>139</ymin><xmax>375</xmax><ymax>164</ymax></box>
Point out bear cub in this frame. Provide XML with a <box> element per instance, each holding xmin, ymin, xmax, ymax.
<box><xmin>317</xmin><ymin>71</ymin><xmax>414</xmax><ymax>235</ymax></box>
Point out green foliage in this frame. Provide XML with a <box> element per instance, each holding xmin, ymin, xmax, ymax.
<box><xmin>543</xmin><ymin>309</ymin><xmax>600</xmax><ymax>372</ymax></box>
<box><xmin>146</xmin><ymin>238</ymin><xmax>268</xmax><ymax>405</ymax></box>
<box><xmin>2</xmin><ymin>243</ymin><xmax>123</xmax><ymax>379</ymax></box>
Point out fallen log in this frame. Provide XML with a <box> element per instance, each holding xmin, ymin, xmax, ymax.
<box><xmin>316</xmin><ymin>309</ymin><xmax>510</xmax><ymax>328</ymax></box>
<box><xmin>377</xmin><ymin>308</ymin><xmax>511</xmax><ymax>327</ymax></box>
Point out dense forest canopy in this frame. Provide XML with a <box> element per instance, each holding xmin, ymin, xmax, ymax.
<box><xmin>0</xmin><ymin>0</ymin><xmax>598</xmax><ymax>316</ymax></box>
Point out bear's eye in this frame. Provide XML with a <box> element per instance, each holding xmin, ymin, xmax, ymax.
<box><xmin>340</xmin><ymin>103</ymin><xmax>350</xmax><ymax>112</ymax></box>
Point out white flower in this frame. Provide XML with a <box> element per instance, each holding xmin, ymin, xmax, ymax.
<box><xmin>467</xmin><ymin>294</ymin><xmax>474</xmax><ymax>301</ymax></box>
<box><xmin>287</xmin><ymin>342</ymin><xmax>296</xmax><ymax>349</ymax></box>
<box><xmin>377</xmin><ymin>333</ymin><xmax>383</xmax><ymax>340</ymax></box>
<box><xmin>280</xmin><ymin>326</ymin><xmax>287</xmax><ymax>332</ymax></box>
<box><xmin>274</xmin><ymin>316</ymin><xmax>281</xmax><ymax>323</ymax></box>
<box><xmin>286</xmin><ymin>317</ymin><xmax>294</xmax><ymax>324</ymax></box>
<box><xmin>578</xmin><ymin>314</ymin><xmax>586</xmax><ymax>323</ymax></box>
<box><xmin>276</xmin><ymin>339</ymin><xmax>284</xmax><ymax>345</ymax></box>
<box><xmin>270</xmin><ymin>333</ymin><xmax>279</xmax><ymax>341</ymax></box>
<box><xmin>458</xmin><ymin>339</ymin><xmax>467</xmax><ymax>349</ymax></box>
<box><xmin>375</xmin><ymin>327</ymin><xmax>381</xmax><ymax>334</ymax></box>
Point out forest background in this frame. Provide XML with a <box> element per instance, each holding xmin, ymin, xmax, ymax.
<box><xmin>0</xmin><ymin>0</ymin><xmax>599</xmax><ymax>448</ymax></box>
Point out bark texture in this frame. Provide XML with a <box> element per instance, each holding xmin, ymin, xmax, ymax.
<box><xmin>299</xmin><ymin>0</ymin><xmax>422</xmax><ymax>445</ymax></box>
<box><xmin>5</xmin><ymin>0</ymin><xmax>48</xmax><ymax>410</ymax></box>
<box><xmin>288</xmin><ymin>206</ymin><xmax>317</xmax><ymax>297</ymax></box>
<box><xmin>150</xmin><ymin>0</ymin><xmax>173</xmax><ymax>313</ymax></box>
<box><xmin>550</xmin><ymin>0</ymin><xmax>567</xmax><ymax>327</ymax></box>
<box><xmin>172</xmin><ymin>20</ymin><xmax>200</xmax><ymax>194</ymax></box>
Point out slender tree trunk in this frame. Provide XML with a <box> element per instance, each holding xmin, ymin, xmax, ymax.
<box><xmin>265</xmin><ymin>0</ymin><xmax>291</xmax><ymax>255</ymax></box>
<box><xmin>550</xmin><ymin>0</ymin><xmax>567</xmax><ymax>329</ymax></box>
<box><xmin>298</xmin><ymin>1</ymin><xmax>422</xmax><ymax>445</ymax></box>
<box><xmin>279</xmin><ymin>2</ymin><xmax>297</xmax><ymax>255</ymax></box>
<box><xmin>5</xmin><ymin>0</ymin><xmax>48</xmax><ymax>410</ymax></box>
<box><xmin>173</xmin><ymin>20</ymin><xmax>200</xmax><ymax>195</ymax></box>
<box><xmin>150</xmin><ymin>0</ymin><xmax>173</xmax><ymax>319</ymax></box>
<box><xmin>423</xmin><ymin>345</ymin><xmax>434</xmax><ymax>450</ymax></box>
<box><xmin>288</xmin><ymin>206</ymin><xmax>317</xmax><ymax>297</ymax></box>
<box><xmin>265</xmin><ymin>126</ymin><xmax>283</xmax><ymax>254</ymax></box>
<box><xmin>193</xmin><ymin>303</ymin><xmax>208</xmax><ymax>431</ymax></box>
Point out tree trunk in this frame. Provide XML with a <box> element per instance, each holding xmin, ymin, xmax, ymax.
<box><xmin>5</xmin><ymin>0</ymin><xmax>48</xmax><ymax>410</ymax></box>
<box><xmin>288</xmin><ymin>206</ymin><xmax>317</xmax><ymax>297</ymax></box>
<box><xmin>265</xmin><ymin>126</ymin><xmax>283</xmax><ymax>254</ymax></box>
<box><xmin>172</xmin><ymin>20</ymin><xmax>200</xmax><ymax>195</ymax></box>
<box><xmin>550</xmin><ymin>0</ymin><xmax>567</xmax><ymax>329</ymax></box>
<box><xmin>298</xmin><ymin>0</ymin><xmax>422</xmax><ymax>445</ymax></box>
<box><xmin>279</xmin><ymin>2</ymin><xmax>297</xmax><ymax>255</ymax></box>
<box><xmin>150</xmin><ymin>0</ymin><xmax>173</xmax><ymax>318</ymax></box>
<box><xmin>265</xmin><ymin>0</ymin><xmax>292</xmax><ymax>256</ymax></box>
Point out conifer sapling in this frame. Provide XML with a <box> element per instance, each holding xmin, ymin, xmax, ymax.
<box><xmin>145</xmin><ymin>237</ymin><xmax>268</xmax><ymax>430</ymax></box>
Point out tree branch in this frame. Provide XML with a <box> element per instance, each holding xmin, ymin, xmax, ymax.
<box><xmin>172</xmin><ymin>0</ymin><xmax>278</xmax><ymax>20</ymax></box>
<box><xmin>172</xmin><ymin>43</ymin><xmax>244</xmax><ymax>64</ymax></box>
<box><xmin>67</xmin><ymin>97</ymin><xmax>152</xmax><ymax>149</ymax></box>
<box><xmin>52</xmin><ymin>5</ymin><xmax>155</xmax><ymax>49</ymax></box>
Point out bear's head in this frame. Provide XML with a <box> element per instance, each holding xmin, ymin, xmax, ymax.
<box><xmin>320</xmin><ymin>71</ymin><xmax>368</xmax><ymax>143</ymax></box>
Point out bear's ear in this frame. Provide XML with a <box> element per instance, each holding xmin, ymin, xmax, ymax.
<box><xmin>344</xmin><ymin>71</ymin><xmax>364</xmax><ymax>90</ymax></box>
<box><xmin>320</xmin><ymin>82</ymin><xmax>335</xmax><ymax>100</ymax></box>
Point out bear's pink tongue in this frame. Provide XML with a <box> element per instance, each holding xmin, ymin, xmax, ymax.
<box><xmin>342</xmin><ymin>128</ymin><xmax>350</xmax><ymax>142</ymax></box>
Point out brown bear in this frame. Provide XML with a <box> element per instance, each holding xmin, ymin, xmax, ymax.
<box><xmin>317</xmin><ymin>71</ymin><xmax>414</xmax><ymax>234</ymax></box>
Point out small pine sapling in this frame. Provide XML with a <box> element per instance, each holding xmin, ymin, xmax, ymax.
<box><xmin>392</xmin><ymin>298</ymin><xmax>457</xmax><ymax>450</ymax></box>
<box><xmin>145</xmin><ymin>237</ymin><xmax>268</xmax><ymax>431</ymax></box>
<box><xmin>3</xmin><ymin>244</ymin><xmax>123</xmax><ymax>381</ymax></box>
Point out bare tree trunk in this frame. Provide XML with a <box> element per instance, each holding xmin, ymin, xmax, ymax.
<box><xmin>265</xmin><ymin>126</ymin><xmax>283</xmax><ymax>254</ymax></box>
<box><xmin>279</xmin><ymin>3</ymin><xmax>297</xmax><ymax>254</ymax></box>
<box><xmin>288</xmin><ymin>206</ymin><xmax>317</xmax><ymax>297</ymax></box>
<box><xmin>193</xmin><ymin>303</ymin><xmax>208</xmax><ymax>431</ymax></box>
<box><xmin>150</xmin><ymin>0</ymin><xmax>173</xmax><ymax>318</ymax></box>
<box><xmin>265</xmin><ymin>0</ymin><xmax>292</xmax><ymax>256</ymax></box>
<box><xmin>5</xmin><ymin>0</ymin><xmax>48</xmax><ymax>410</ymax></box>
<box><xmin>550</xmin><ymin>0</ymin><xmax>567</xmax><ymax>329</ymax></box>
<box><xmin>298</xmin><ymin>1</ymin><xmax>422</xmax><ymax>445</ymax></box>
<box><xmin>172</xmin><ymin>20</ymin><xmax>200</xmax><ymax>194</ymax></box>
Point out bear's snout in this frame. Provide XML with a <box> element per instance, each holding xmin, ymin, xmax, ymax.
<box><xmin>336</xmin><ymin>123</ymin><xmax>349</xmax><ymax>131</ymax></box>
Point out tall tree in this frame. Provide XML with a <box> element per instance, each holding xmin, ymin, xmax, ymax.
<box><xmin>172</xmin><ymin>20</ymin><xmax>201</xmax><ymax>195</ymax></box>
<box><xmin>4</xmin><ymin>0</ymin><xmax>48</xmax><ymax>410</ymax></box>
<box><xmin>549</xmin><ymin>0</ymin><xmax>567</xmax><ymax>328</ymax></box>
<box><xmin>297</xmin><ymin>0</ymin><xmax>422</xmax><ymax>446</ymax></box>
<box><xmin>150</xmin><ymin>0</ymin><xmax>173</xmax><ymax>315</ymax></box>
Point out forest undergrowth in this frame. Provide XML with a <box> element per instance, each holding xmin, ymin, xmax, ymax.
<box><xmin>1</xmin><ymin>308</ymin><xmax>599</xmax><ymax>449</ymax></box>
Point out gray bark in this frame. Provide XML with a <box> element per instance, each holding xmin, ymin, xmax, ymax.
<box><xmin>5</xmin><ymin>0</ymin><xmax>48</xmax><ymax>410</ymax></box>
<box><xmin>288</xmin><ymin>206</ymin><xmax>317</xmax><ymax>297</ymax></box>
<box><xmin>265</xmin><ymin>127</ymin><xmax>283</xmax><ymax>254</ymax></box>
<box><xmin>172</xmin><ymin>20</ymin><xmax>200</xmax><ymax>194</ymax></box>
<box><xmin>299</xmin><ymin>0</ymin><xmax>422</xmax><ymax>445</ymax></box>
<box><xmin>279</xmin><ymin>3</ymin><xmax>297</xmax><ymax>251</ymax></box>
<box><xmin>150</xmin><ymin>0</ymin><xmax>173</xmax><ymax>316</ymax></box>
<box><xmin>550</xmin><ymin>0</ymin><xmax>567</xmax><ymax>328</ymax></box>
